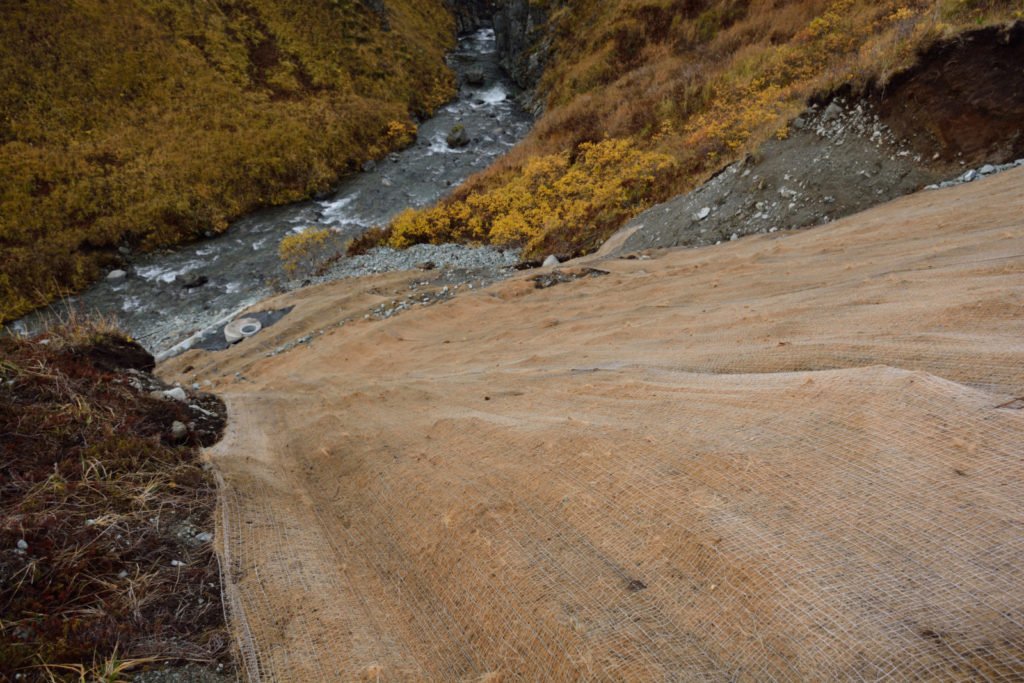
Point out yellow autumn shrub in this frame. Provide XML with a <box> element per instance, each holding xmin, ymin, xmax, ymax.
<box><xmin>390</xmin><ymin>138</ymin><xmax>675</xmax><ymax>255</ymax></box>
<box><xmin>278</xmin><ymin>227</ymin><xmax>343</xmax><ymax>277</ymax></box>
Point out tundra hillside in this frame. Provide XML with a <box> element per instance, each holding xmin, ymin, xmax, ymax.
<box><xmin>382</xmin><ymin>0</ymin><xmax>1024</xmax><ymax>258</ymax></box>
<box><xmin>0</xmin><ymin>318</ymin><xmax>230</xmax><ymax>680</ymax></box>
<box><xmin>0</xmin><ymin>0</ymin><xmax>454</xmax><ymax>323</ymax></box>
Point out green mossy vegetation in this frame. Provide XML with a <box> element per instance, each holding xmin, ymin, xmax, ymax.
<box><xmin>0</xmin><ymin>0</ymin><xmax>455</xmax><ymax>323</ymax></box>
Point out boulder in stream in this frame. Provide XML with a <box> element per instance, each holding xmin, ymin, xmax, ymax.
<box><xmin>181</xmin><ymin>274</ymin><xmax>208</xmax><ymax>289</ymax></box>
<box><xmin>447</xmin><ymin>124</ymin><xmax>471</xmax><ymax>148</ymax></box>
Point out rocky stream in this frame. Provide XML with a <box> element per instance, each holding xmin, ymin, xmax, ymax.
<box><xmin>13</xmin><ymin>28</ymin><xmax>532</xmax><ymax>357</ymax></box>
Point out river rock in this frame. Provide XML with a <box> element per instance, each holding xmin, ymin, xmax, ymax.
<box><xmin>822</xmin><ymin>101</ymin><xmax>843</xmax><ymax>123</ymax></box>
<box><xmin>543</xmin><ymin>254</ymin><xmax>560</xmax><ymax>267</ymax></box>
<box><xmin>447</xmin><ymin>124</ymin><xmax>471</xmax><ymax>148</ymax></box>
<box><xmin>465</xmin><ymin>67</ymin><xmax>486</xmax><ymax>86</ymax></box>
<box><xmin>181</xmin><ymin>274</ymin><xmax>208</xmax><ymax>289</ymax></box>
<box><xmin>107</xmin><ymin>269</ymin><xmax>127</xmax><ymax>281</ymax></box>
<box><xmin>171</xmin><ymin>420</ymin><xmax>188</xmax><ymax>442</ymax></box>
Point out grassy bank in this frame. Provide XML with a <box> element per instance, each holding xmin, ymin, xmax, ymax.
<box><xmin>0</xmin><ymin>0</ymin><xmax>455</xmax><ymax>323</ymax></box>
<box><xmin>376</xmin><ymin>0</ymin><xmax>1023</xmax><ymax>258</ymax></box>
<box><xmin>0</xmin><ymin>318</ymin><xmax>229</xmax><ymax>680</ymax></box>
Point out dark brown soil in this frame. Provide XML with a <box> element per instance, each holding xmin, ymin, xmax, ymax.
<box><xmin>871</xmin><ymin>21</ymin><xmax>1024</xmax><ymax>168</ymax></box>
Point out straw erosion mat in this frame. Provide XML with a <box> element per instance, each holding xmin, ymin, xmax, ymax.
<box><xmin>172</xmin><ymin>169</ymin><xmax>1024</xmax><ymax>680</ymax></box>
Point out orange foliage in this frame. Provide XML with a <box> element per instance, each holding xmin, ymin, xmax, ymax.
<box><xmin>384</xmin><ymin>0</ymin><xmax>1020</xmax><ymax>259</ymax></box>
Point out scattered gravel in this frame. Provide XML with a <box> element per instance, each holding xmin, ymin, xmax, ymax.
<box><xmin>614</xmin><ymin>97</ymin><xmax>1012</xmax><ymax>255</ymax></box>
<box><xmin>531</xmin><ymin>267</ymin><xmax>610</xmax><ymax>289</ymax></box>
<box><xmin>132</xmin><ymin>662</ymin><xmax>232</xmax><ymax>683</ymax></box>
<box><xmin>925</xmin><ymin>158</ymin><xmax>1024</xmax><ymax>190</ymax></box>
<box><xmin>309</xmin><ymin>243</ymin><xmax>521</xmax><ymax>286</ymax></box>
<box><xmin>263</xmin><ymin>265</ymin><xmax>519</xmax><ymax>359</ymax></box>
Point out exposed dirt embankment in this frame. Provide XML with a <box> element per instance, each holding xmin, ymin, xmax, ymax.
<box><xmin>873</xmin><ymin>21</ymin><xmax>1024</xmax><ymax>166</ymax></box>
<box><xmin>617</xmin><ymin>22</ymin><xmax>1024</xmax><ymax>254</ymax></box>
<box><xmin>162</xmin><ymin>170</ymin><xmax>1024</xmax><ymax>681</ymax></box>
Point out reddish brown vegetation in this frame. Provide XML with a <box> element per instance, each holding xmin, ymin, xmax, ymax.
<box><xmin>0</xmin><ymin>324</ymin><xmax>228</xmax><ymax>680</ymax></box>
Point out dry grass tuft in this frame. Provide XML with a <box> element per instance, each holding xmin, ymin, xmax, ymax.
<box><xmin>0</xmin><ymin>319</ymin><xmax>229</xmax><ymax>681</ymax></box>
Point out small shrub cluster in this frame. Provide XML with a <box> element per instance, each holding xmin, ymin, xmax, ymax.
<box><xmin>377</xmin><ymin>119</ymin><xmax>420</xmax><ymax>156</ymax></box>
<box><xmin>0</xmin><ymin>319</ymin><xmax>229</xmax><ymax>680</ymax></box>
<box><xmin>278</xmin><ymin>226</ymin><xmax>346</xmax><ymax>277</ymax></box>
<box><xmin>381</xmin><ymin>0</ymin><xmax>1021</xmax><ymax>258</ymax></box>
<box><xmin>388</xmin><ymin>138</ymin><xmax>676</xmax><ymax>256</ymax></box>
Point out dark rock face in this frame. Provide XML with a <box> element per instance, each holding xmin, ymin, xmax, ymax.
<box><xmin>869</xmin><ymin>21</ymin><xmax>1024</xmax><ymax>166</ymax></box>
<box><xmin>447</xmin><ymin>0</ymin><xmax>552</xmax><ymax>94</ymax></box>
<box><xmin>446</xmin><ymin>0</ymin><xmax>498</xmax><ymax>33</ymax></box>
<box><xmin>493</xmin><ymin>0</ymin><xmax>551</xmax><ymax>92</ymax></box>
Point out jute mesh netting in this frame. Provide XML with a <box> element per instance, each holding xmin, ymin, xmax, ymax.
<box><xmin>205</xmin><ymin>169</ymin><xmax>1024</xmax><ymax>680</ymax></box>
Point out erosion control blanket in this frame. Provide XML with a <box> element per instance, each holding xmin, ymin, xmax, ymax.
<box><xmin>200</xmin><ymin>169</ymin><xmax>1024</xmax><ymax>680</ymax></box>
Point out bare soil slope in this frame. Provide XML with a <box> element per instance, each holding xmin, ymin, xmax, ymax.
<box><xmin>164</xmin><ymin>170</ymin><xmax>1024</xmax><ymax>681</ymax></box>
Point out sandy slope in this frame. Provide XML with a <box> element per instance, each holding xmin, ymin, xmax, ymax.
<box><xmin>163</xmin><ymin>169</ymin><xmax>1024</xmax><ymax>681</ymax></box>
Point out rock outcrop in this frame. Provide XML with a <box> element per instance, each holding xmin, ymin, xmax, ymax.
<box><xmin>446</xmin><ymin>0</ymin><xmax>497</xmax><ymax>33</ymax></box>
<box><xmin>493</xmin><ymin>0</ymin><xmax>551</xmax><ymax>92</ymax></box>
<box><xmin>445</xmin><ymin>0</ymin><xmax>553</xmax><ymax>98</ymax></box>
